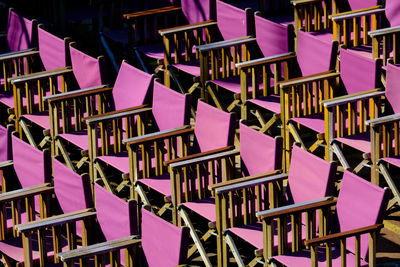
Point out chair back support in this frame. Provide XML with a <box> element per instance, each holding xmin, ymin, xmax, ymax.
<box><xmin>7</xmin><ymin>9</ymin><xmax>36</xmax><ymax>52</ymax></box>
<box><xmin>297</xmin><ymin>30</ymin><xmax>336</xmax><ymax>77</ymax></box>
<box><xmin>111</xmin><ymin>61</ymin><xmax>153</xmax><ymax>111</ymax></box>
<box><xmin>194</xmin><ymin>100</ymin><xmax>236</xmax><ymax>152</ymax></box>
<box><xmin>385</xmin><ymin>0</ymin><xmax>400</xmax><ymax>26</ymax></box>
<box><xmin>216</xmin><ymin>0</ymin><xmax>249</xmax><ymax>41</ymax></box>
<box><xmin>0</xmin><ymin>125</ymin><xmax>11</xmax><ymax>162</ymax></box>
<box><xmin>340</xmin><ymin>48</ymin><xmax>381</xmax><ymax>95</ymax></box>
<box><xmin>142</xmin><ymin>208</ymin><xmax>190</xmax><ymax>267</ymax></box>
<box><xmin>38</xmin><ymin>27</ymin><xmax>69</xmax><ymax>71</ymax></box>
<box><xmin>152</xmin><ymin>82</ymin><xmax>191</xmax><ymax>131</ymax></box>
<box><xmin>12</xmin><ymin>135</ymin><xmax>51</xmax><ymax>188</ymax></box>
<box><xmin>95</xmin><ymin>185</ymin><xmax>137</xmax><ymax>240</ymax></box>
<box><xmin>255</xmin><ymin>15</ymin><xmax>291</xmax><ymax>58</ymax></box>
<box><xmin>181</xmin><ymin>0</ymin><xmax>211</xmax><ymax>24</ymax></box>
<box><xmin>240</xmin><ymin>123</ymin><xmax>282</xmax><ymax>176</ymax></box>
<box><xmin>53</xmin><ymin>159</ymin><xmax>93</xmax><ymax>214</ymax></box>
<box><xmin>286</xmin><ymin>146</ymin><xmax>336</xmax><ymax>204</ymax></box>
<box><xmin>347</xmin><ymin>0</ymin><xmax>379</xmax><ymax>11</ymax></box>
<box><xmin>336</xmin><ymin>171</ymin><xmax>389</xmax><ymax>259</ymax></box>
<box><xmin>385</xmin><ymin>63</ymin><xmax>400</xmax><ymax>114</ymax></box>
<box><xmin>70</xmin><ymin>45</ymin><xmax>107</xmax><ymax>89</ymax></box>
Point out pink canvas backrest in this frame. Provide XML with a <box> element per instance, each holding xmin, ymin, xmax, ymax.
<box><xmin>194</xmin><ymin>100</ymin><xmax>236</xmax><ymax>152</ymax></box>
<box><xmin>347</xmin><ymin>0</ymin><xmax>379</xmax><ymax>11</ymax></box>
<box><xmin>12</xmin><ymin>135</ymin><xmax>51</xmax><ymax>188</ymax></box>
<box><xmin>111</xmin><ymin>61</ymin><xmax>153</xmax><ymax>111</ymax></box>
<box><xmin>38</xmin><ymin>26</ymin><xmax>69</xmax><ymax>71</ymax></box>
<box><xmin>95</xmin><ymin>185</ymin><xmax>137</xmax><ymax>240</ymax></box>
<box><xmin>385</xmin><ymin>63</ymin><xmax>400</xmax><ymax>114</ymax></box>
<box><xmin>53</xmin><ymin>158</ymin><xmax>93</xmax><ymax>214</ymax></box>
<box><xmin>70</xmin><ymin>45</ymin><xmax>107</xmax><ymax>89</ymax></box>
<box><xmin>7</xmin><ymin>9</ymin><xmax>36</xmax><ymax>52</ymax></box>
<box><xmin>296</xmin><ymin>30</ymin><xmax>336</xmax><ymax>77</ymax></box>
<box><xmin>385</xmin><ymin>0</ymin><xmax>400</xmax><ymax>29</ymax></box>
<box><xmin>287</xmin><ymin>146</ymin><xmax>336</xmax><ymax>204</ymax></box>
<box><xmin>336</xmin><ymin>171</ymin><xmax>388</xmax><ymax>259</ymax></box>
<box><xmin>255</xmin><ymin>15</ymin><xmax>290</xmax><ymax>58</ymax></box>
<box><xmin>181</xmin><ymin>0</ymin><xmax>211</xmax><ymax>24</ymax></box>
<box><xmin>152</xmin><ymin>82</ymin><xmax>191</xmax><ymax>131</ymax></box>
<box><xmin>216</xmin><ymin>0</ymin><xmax>249</xmax><ymax>41</ymax></box>
<box><xmin>142</xmin><ymin>208</ymin><xmax>190</xmax><ymax>267</ymax></box>
<box><xmin>340</xmin><ymin>48</ymin><xmax>381</xmax><ymax>95</ymax></box>
<box><xmin>239</xmin><ymin>123</ymin><xmax>282</xmax><ymax>176</ymax></box>
<box><xmin>0</xmin><ymin>125</ymin><xmax>11</xmax><ymax>162</ymax></box>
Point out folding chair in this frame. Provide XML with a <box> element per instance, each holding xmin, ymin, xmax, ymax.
<box><xmin>124</xmin><ymin>99</ymin><xmax>236</xmax><ymax>223</ymax></box>
<box><xmin>57</xmin><ymin>206</ymin><xmax>190</xmax><ymax>267</ymax></box>
<box><xmin>0</xmin><ymin>124</ymin><xmax>12</xmax><ymax>193</ymax></box>
<box><xmin>0</xmin><ymin>157</ymin><xmax>95</xmax><ymax>266</ymax></box>
<box><xmin>261</xmin><ymin>170</ymin><xmax>389</xmax><ymax>267</ymax></box>
<box><xmin>87</xmin><ymin>81</ymin><xmax>191</xmax><ymax>197</ymax></box>
<box><xmin>167</xmin><ymin>122</ymin><xmax>283</xmax><ymax>266</ymax></box>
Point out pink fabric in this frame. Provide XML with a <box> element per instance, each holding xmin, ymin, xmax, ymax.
<box><xmin>95</xmin><ymin>185</ymin><xmax>137</xmax><ymax>240</ymax></box>
<box><xmin>23</xmin><ymin>111</ymin><xmax>50</xmax><ymax>130</ymax></box>
<box><xmin>111</xmin><ymin>61</ymin><xmax>153</xmax><ymax>111</ymax></box>
<box><xmin>70</xmin><ymin>45</ymin><xmax>105</xmax><ymax>89</ymax></box>
<box><xmin>240</xmin><ymin>123</ymin><xmax>282</xmax><ymax>176</ymax></box>
<box><xmin>138</xmin><ymin>43</ymin><xmax>165</xmax><ymax>60</ymax></box>
<box><xmin>194</xmin><ymin>100</ymin><xmax>235</xmax><ymax>152</ymax></box>
<box><xmin>287</xmin><ymin>146</ymin><xmax>335</xmax><ymax>204</ymax></box>
<box><xmin>347</xmin><ymin>0</ymin><xmax>379</xmax><ymax>11</ymax></box>
<box><xmin>38</xmin><ymin>27</ymin><xmax>67</xmax><ymax>71</ymax></box>
<box><xmin>340</xmin><ymin>48</ymin><xmax>380</xmax><ymax>95</ymax></box>
<box><xmin>385</xmin><ymin>63</ymin><xmax>400</xmax><ymax>113</ymax></box>
<box><xmin>291</xmin><ymin>113</ymin><xmax>325</xmax><ymax>134</ymax></box>
<box><xmin>216</xmin><ymin>0</ymin><xmax>248</xmax><ymax>41</ymax></box>
<box><xmin>172</xmin><ymin>61</ymin><xmax>202</xmax><ymax>77</ymax></box>
<box><xmin>381</xmin><ymin>156</ymin><xmax>400</xmax><ymax>167</ymax></box>
<box><xmin>247</xmin><ymin>95</ymin><xmax>281</xmax><ymax>114</ymax></box>
<box><xmin>0</xmin><ymin>125</ymin><xmax>11</xmax><ymax>162</ymax></box>
<box><xmin>336</xmin><ymin>171</ymin><xmax>388</xmax><ymax>259</ymax></box>
<box><xmin>335</xmin><ymin>132</ymin><xmax>371</xmax><ymax>154</ymax></box>
<box><xmin>255</xmin><ymin>15</ymin><xmax>290</xmax><ymax>57</ymax></box>
<box><xmin>139</xmin><ymin>174</ymin><xmax>172</xmax><ymax>200</ymax></box>
<box><xmin>12</xmin><ymin>135</ymin><xmax>51</xmax><ymax>188</ymax></box>
<box><xmin>58</xmin><ymin>131</ymin><xmax>89</xmax><ymax>150</ymax></box>
<box><xmin>97</xmin><ymin>152</ymin><xmax>130</xmax><ymax>174</ymax></box>
<box><xmin>181</xmin><ymin>0</ymin><xmax>210</xmax><ymax>24</ymax></box>
<box><xmin>142</xmin><ymin>208</ymin><xmax>190</xmax><ymax>266</ymax></box>
<box><xmin>7</xmin><ymin>9</ymin><xmax>35</xmax><ymax>52</ymax></box>
<box><xmin>53</xmin><ymin>158</ymin><xmax>92</xmax><ymax>214</ymax></box>
<box><xmin>182</xmin><ymin>197</ymin><xmax>216</xmax><ymax>222</ymax></box>
<box><xmin>385</xmin><ymin>0</ymin><xmax>400</xmax><ymax>26</ymax></box>
<box><xmin>297</xmin><ymin>31</ymin><xmax>334</xmax><ymax>77</ymax></box>
<box><xmin>152</xmin><ymin>82</ymin><xmax>191</xmax><ymax>131</ymax></box>
<box><xmin>210</xmin><ymin>76</ymin><xmax>264</xmax><ymax>95</ymax></box>
<box><xmin>0</xmin><ymin>89</ymin><xmax>41</xmax><ymax>108</ymax></box>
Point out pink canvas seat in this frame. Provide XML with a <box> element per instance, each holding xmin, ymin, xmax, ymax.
<box><xmin>270</xmin><ymin>171</ymin><xmax>389</xmax><ymax>266</ymax></box>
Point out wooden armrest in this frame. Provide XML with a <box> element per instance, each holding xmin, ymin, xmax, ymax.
<box><xmin>256</xmin><ymin>197</ymin><xmax>336</xmax><ymax>220</ymax></box>
<box><xmin>84</xmin><ymin>105</ymin><xmax>151</xmax><ymax>124</ymax></box>
<box><xmin>279</xmin><ymin>71</ymin><xmax>339</xmax><ymax>89</ymax></box>
<box><xmin>369</xmin><ymin>25</ymin><xmax>400</xmax><ymax>38</ymax></box>
<box><xmin>209</xmin><ymin>170</ymin><xmax>282</xmax><ymax>191</ymax></box>
<box><xmin>159</xmin><ymin>20</ymin><xmax>217</xmax><ymax>36</ymax></box>
<box><xmin>0</xmin><ymin>183</ymin><xmax>53</xmax><ymax>203</ymax></box>
<box><xmin>125</xmin><ymin>128</ymin><xmax>194</xmax><ymax>146</ymax></box>
<box><xmin>235</xmin><ymin>52</ymin><xmax>296</xmax><ymax>70</ymax></box>
<box><xmin>196</xmin><ymin>36</ymin><xmax>256</xmax><ymax>52</ymax></box>
<box><xmin>291</xmin><ymin>0</ymin><xmax>323</xmax><ymax>7</ymax></box>
<box><xmin>124</xmin><ymin>5</ymin><xmax>182</xmax><ymax>20</ymax></box>
<box><xmin>321</xmin><ymin>88</ymin><xmax>384</xmax><ymax>108</ymax></box>
<box><xmin>0</xmin><ymin>48</ymin><xmax>37</xmax><ymax>59</ymax></box>
<box><xmin>164</xmin><ymin>146</ymin><xmax>234</xmax><ymax>167</ymax></box>
<box><xmin>366</xmin><ymin>113</ymin><xmax>400</xmax><ymax>127</ymax></box>
<box><xmin>0</xmin><ymin>49</ymin><xmax>38</xmax><ymax>62</ymax></box>
<box><xmin>0</xmin><ymin>160</ymin><xmax>13</xmax><ymax>169</ymax></box>
<box><xmin>305</xmin><ymin>224</ymin><xmax>383</xmax><ymax>246</ymax></box>
<box><xmin>9</xmin><ymin>67</ymin><xmax>73</xmax><ymax>84</ymax></box>
<box><xmin>122</xmin><ymin>125</ymin><xmax>191</xmax><ymax>145</ymax></box>
<box><xmin>44</xmin><ymin>85</ymin><xmax>111</xmax><ymax>103</ymax></box>
<box><xmin>16</xmin><ymin>208</ymin><xmax>96</xmax><ymax>233</ymax></box>
<box><xmin>330</xmin><ymin>6</ymin><xmax>384</xmax><ymax>21</ymax></box>
<box><xmin>58</xmin><ymin>235</ymin><xmax>140</xmax><ymax>261</ymax></box>
<box><xmin>169</xmin><ymin>148</ymin><xmax>240</xmax><ymax>169</ymax></box>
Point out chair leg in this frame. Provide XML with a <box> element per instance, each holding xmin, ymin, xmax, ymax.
<box><xmin>379</xmin><ymin>163</ymin><xmax>400</xmax><ymax>207</ymax></box>
<box><xmin>55</xmin><ymin>139</ymin><xmax>76</xmax><ymax>172</ymax></box>
<box><xmin>259</xmin><ymin>114</ymin><xmax>280</xmax><ymax>134</ymax></box>
<box><xmin>133</xmin><ymin>47</ymin><xmax>149</xmax><ymax>74</ymax></box>
<box><xmin>206</xmin><ymin>83</ymin><xmax>224</xmax><ymax>111</ymax></box>
<box><xmin>134</xmin><ymin>184</ymin><xmax>154</xmax><ymax>210</ymax></box>
<box><xmin>224</xmin><ymin>232</ymin><xmax>245</xmax><ymax>267</ymax></box>
<box><xmin>94</xmin><ymin>161</ymin><xmax>114</xmax><ymax>194</ymax></box>
<box><xmin>331</xmin><ymin>141</ymin><xmax>351</xmax><ymax>171</ymax></box>
<box><xmin>38</xmin><ymin>135</ymin><xmax>51</xmax><ymax>149</ymax></box>
<box><xmin>187</xmin><ymin>228</ymin><xmax>215</xmax><ymax>258</ymax></box>
<box><xmin>287</xmin><ymin>121</ymin><xmax>307</xmax><ymax>150</ymax></box>
<box><xmin>19</xmin><ymin>119</ymin><xmax>38</xmax><ymax>149</ymax></box>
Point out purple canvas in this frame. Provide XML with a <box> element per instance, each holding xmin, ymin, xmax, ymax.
<box><xmin>7</xmin><ymin>9</ymin><xmax>35</xmax><ymax>52</ymax></box>
<box><xmin>347</xmin><ymin>0</ymin><xmax>379</xmax><ymax>11</ymax></box>
<box><xmin>95</xmin><ymin>185</ymin><xmax>137</xmax><ymax>240</ymax></box>
<box><xmin>142</xmin><ymin>208</ymin><xmax>190</xmax><ymax>267</ymax></box>
<box><xmin>385</xmin><ymin>0</ymin><xmax>400</xmax><ymax>27</ymax></box>
<box><xmin>53</xmin><ymin>158</ymin><xmax>93</xmax><ymax>214</ymax></box>
<box><xmin>38</xmin><ymin>27</ymin><xmax>68</xmax><ymax>71</ymax></box>
<box><xmin>296</xmin><ymin>30</ymin><xmax>334</xmax><ymax>77</ymax></box>
<box><xmin>0</xmin><ymin>125</ymin><xmax>11</xmax><ymax>162</ymax></box>
<box><xmin>194</xmin><ymin>100</ymin><xmax>235</xmax><ymax>152</ymax></box>
<box><xmin>340</xmin><ymin>48</ymin><xmax>380</xmax><ymax>95</ymax></box>
<box><xmin>181</xmin><ymin>0</ymin><xmax>210</xmax><ymax>24</ymax></box>
<box><xmin>216</xmin><ymin>0</ymin><xmax>248</xmax><ymax>41</ymax></box>
<box><xmin>239</xmin><ymin>123</ymin><xmax>282</xmax><ymax>176</ymax></box>
<box><xmin>287</xmin><ymin>146</ymin><xmax>336</xmax><ymax>204</ymax></box>
<box><xmin>152</xmin><ymin>82</ymin><xmax>191</xmax><ymax>131</ymax></box>
<box><xmin>111</xmin><ymin>61</ymin><xmax>153</xmax><ymax>111</ymax></box>
<box><xmin>70</xmin><ymin>45</ymin><xmax>105</xmax><ymax>89</ymax></box>
<box><xmin>385</xmin><ymin>63</ymin><xmax>400</xmax><ymax>114</ymax></box>
<box><xmin>12</xmin><ymin>135</ymin><xmax>51</xmax><ymax>188</ymax></box>
<box><xmin>255</xmin><ymin>15</ymin><xmax>289</xmax><ymax>58</ymax></box>
<box><xmin>336</xmin><ymin>171</ymin><xmax>388</xmax><ymax>259</ymax></box>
